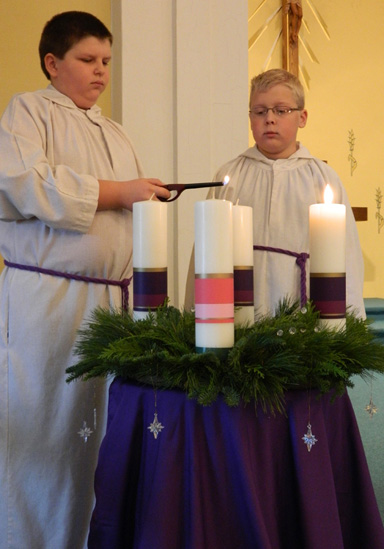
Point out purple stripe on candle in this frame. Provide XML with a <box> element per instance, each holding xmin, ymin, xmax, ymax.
<box><xmin>310</xmin><ymin>274</ymin><xmax>346</xmax><ymax>318</ymax></box>
<box><xmin>234</xmin><ymin>268</ymin><xmax>254</xmax><ymax>306</ymax></box>
<box><xmin>235</xmin><ymin>292</ymin><xmax>254</xmax><ymax>307</ymax></box>
<box><xmin>234</xmin><ymin>290</ymin><xmax>254</xmax><ymax>306</ymax></box>
<box><xmin>133</xmin><ymin>294</ymin><xmax>168</xmax><ymax>308</ymax></box>
<box><xmin>310</xmin><ymin>274</ymin><xmax>346</xmax><ymax>300</ymax></box>
<box><xmin>234</xmin><ymin>268</ymin><xmax>253</xmax><ymax>290</ymax></box>
<box><xmin>311</xmin><ymin>301</ymin><xmax>346</xmax><ymax>317</ymax></box>
<box><xmin>133</xmin><ymin>269</ymin><xmax>167</xmax><ymax>311</ymax></box>
<box><xmin>313</xmin><ymin>300</ymin><xmax>345</xmax><ymax>314</ymax></box>
<box><xmin>134</xmin><ymin>269</ymin><xmax>167</xmax><ymax>293</ymax></box>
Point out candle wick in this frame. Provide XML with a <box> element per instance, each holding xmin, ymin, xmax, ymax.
<box><xmin>235</xmin><ymin>198</ymin><xmax>239</xmax><ymax>206</ymax></box>
<box><xmin>149</xmin><ymin>193</ymin><xmax>156</xmax><ymax>201</ymax></box>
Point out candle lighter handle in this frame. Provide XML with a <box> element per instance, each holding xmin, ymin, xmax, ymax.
<box><xmin>158</xmin><ymin>184</ymin><xmax>185</xmax><ymax>202</ymax></box>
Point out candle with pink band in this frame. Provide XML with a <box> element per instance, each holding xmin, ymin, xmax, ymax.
<box><xmin>194</xmin><ymin>199</ymin><xmax>234</xmax><ymax>355</ymax></box>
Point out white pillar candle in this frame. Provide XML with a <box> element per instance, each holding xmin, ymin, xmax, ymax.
<box><xmin>133</xmin><ymin>198</ymin><xmax>168</xmax><ymax>320</ymax></box>
<box><xmin>309</xmin><ymin>185</ymin><xmax>346</xmax><ymax>329</ymax></box>
<box><xmin>194</xmin><ymin>199</ymin><xmax>234</xmax><ymax>354</ymax></box>
<box><xmin>233</xmin><ymin>203</ymin><xmax>254</xmax><ymax>325</ymax></box>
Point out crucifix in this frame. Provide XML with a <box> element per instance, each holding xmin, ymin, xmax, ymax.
<box><xmin>281</xmin><ymin>1</ymin><xmax>367</xmax><ymax>222</ymax></box>
<box><xmin>282</xmin><ymin>0</ymin><xmax>302</xmax><ymax>76</ymax></box>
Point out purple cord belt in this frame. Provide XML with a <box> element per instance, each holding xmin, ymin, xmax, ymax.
<box><xmin>253</xmin><ymin>245</ymin><xmax>310</xmax><ymax>307</ymax></box>
<box><xmin>4</xmin><ymin>260</ymin><xmax>132</xmax><ymax>311</ymax></box>
<box><xmin>4</xmin><ymin>247</ymin><xmax>308</xmax><ymax>312</ymax></box>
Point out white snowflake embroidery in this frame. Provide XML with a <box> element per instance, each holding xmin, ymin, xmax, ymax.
<box><xmin>302</xmin><ymin>423</ymin><xmax>318</xmax><ymax>452</ymax></box>
<box><xmin>148</xmin><ymin>413</ymin><xmax>164</xmax><ymax>439</ymax></box>
<box><xmin>78</xmin><ymin>421</ymin><xmax>93</xmax><ymax>443</ymax></box>
<box><xmin>365</xmin><ymin>397</ymin><xmax>378</xmax><ymax>419</ymax></box>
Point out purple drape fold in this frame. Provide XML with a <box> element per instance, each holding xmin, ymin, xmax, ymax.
<box><xmin>88</xmin><ymin>379</ymin><xmax>384</xmax><ymax>549</ymax></box>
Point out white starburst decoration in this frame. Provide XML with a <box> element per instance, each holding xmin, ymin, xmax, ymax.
<box><xmin>302</xmin><ymin>423</ymin><xmax>318</xmax><ymax>452</ymax></box>
<box><xmin>148</xmin><ymin>412</ymin><xmax>164</xmax><ymax>439</ymax></box>
<box><xmin>78</xmin><ymin>421</ymin><xmax>93</xmax><ymax>443</ymax></box>
<box><xmin>365</xmin><ymin>397</ymin><xmax>378</xmax><ymax>419</ymax></box>
<box><xmin>248</xmin><ymin>0</ymin><xmax>330</xmax><ymax>88</ymax></box>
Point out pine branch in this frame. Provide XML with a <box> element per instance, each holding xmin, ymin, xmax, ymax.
<box><xmin>66</xmin><ymin>301</ymin><xmax>384</xmax><ymax>413</ymax></box>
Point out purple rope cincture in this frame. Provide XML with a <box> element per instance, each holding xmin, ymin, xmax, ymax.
<box><xmin>253</xmin><ymin>245</ymin><xmax>310</xmax><ymax>307</ymax></box>
<box><xmin>4</xmin><ymin>260</ymin><xmax>132</xmax><ymax>311</ymax></box>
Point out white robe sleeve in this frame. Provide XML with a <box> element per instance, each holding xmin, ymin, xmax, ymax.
<box><xmin>0</xmin><ymin>94</ymin><xmax>99</xmax><ymax>232</ymax></box>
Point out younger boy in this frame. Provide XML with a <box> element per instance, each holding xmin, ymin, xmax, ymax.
<box><xmin>199</xmin><ymin>69</ymin><xmax>365</xmax><ymax>318</ymax></box>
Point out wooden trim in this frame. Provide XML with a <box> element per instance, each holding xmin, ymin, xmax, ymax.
<box><xmin>352</xmin><ymin>207</ymin><xmax>368</xmax><ymax>222</ymax></box>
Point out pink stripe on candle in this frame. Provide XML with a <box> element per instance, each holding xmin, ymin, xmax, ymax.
<box><xmin>195</xmin><ymin>303</ymin><xmax>234</xmax><ymax>319</ymax></box>
<box><xmin>195</xmin><ymin>277</ymin><xmax>234</xmax><ymax>304</ymax></box>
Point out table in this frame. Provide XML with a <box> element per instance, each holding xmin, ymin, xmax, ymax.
<box><xmin>88</xmin><ymin>378</ymin><xmax>384</xmax><ymax>548</ymax></box>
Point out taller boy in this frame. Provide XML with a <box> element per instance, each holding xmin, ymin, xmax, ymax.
<box><xmin>0</xmin><ymin>11</ymin><xmax>168</xmax><ymax>548</ymax></box>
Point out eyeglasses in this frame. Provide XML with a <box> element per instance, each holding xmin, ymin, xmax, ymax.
<box><xmin>249</xmin><ymin>107</ymin><xmax>302</xmax><ymax>117</ymax></box>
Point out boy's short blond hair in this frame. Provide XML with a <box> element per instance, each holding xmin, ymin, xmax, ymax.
<box><xmin>249</xmin><ymin>69</ymin><xmax>305</xmax><ymax>109</ymax></box>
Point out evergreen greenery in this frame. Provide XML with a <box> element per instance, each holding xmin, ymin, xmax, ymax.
<box><xmin>66</xmin><ymin>300</ymin><xmax>384</xmax><ymax>413</ymax></box>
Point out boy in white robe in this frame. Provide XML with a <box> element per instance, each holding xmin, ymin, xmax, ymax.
<box><xmin>0</xmin><ymin>11</ymin><xmax>170</xmax><ymax>549</ymax></box>
<box><xmin>186</xmin><ymin>69</ymin><xmax>365</xmax><ymax>319</ymax></box>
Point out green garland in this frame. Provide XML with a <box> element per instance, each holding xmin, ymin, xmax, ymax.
<box><xmin>66</xmin><ymin>300</ymin><xmax>384</xmax><ymax>414</ymax></box>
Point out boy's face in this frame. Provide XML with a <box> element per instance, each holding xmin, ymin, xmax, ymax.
<box><xmin>45</xmin><ymin>36</ymin><xmax>111</xmax><ymax>109</ymax></box>
<box><xmin>249</xmin><ymin>84</ymin><xmax>307</xmax><ymax>159</ymax></box>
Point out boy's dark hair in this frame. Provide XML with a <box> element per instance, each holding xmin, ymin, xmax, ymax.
<box><xmin>39</xmin><ymin>11</ymin><xmax>113</xmax><ymax>80</ymax></box>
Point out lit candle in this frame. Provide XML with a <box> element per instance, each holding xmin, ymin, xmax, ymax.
<box><xmin>233</xmin><ymin>202</ymin><xmax>254</xmax><ymax>325</ymax></box>
<box><xmin>194</xmin><ymin>199</ymin><xmax>234</xmax><ymax>356</ymax></box>
<box><xmin>133</xmin><ymin>198</ymin><xmax>168</xmax><ymax>320</ymax></box>
<box><xmin>309</xmin><ymin>185</ymin><xmax>346</xmax><ymax>329</ymax></box>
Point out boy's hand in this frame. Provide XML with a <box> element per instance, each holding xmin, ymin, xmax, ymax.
<box><xmin>98</xmin><ymin>178</ymin><xmax>171</xmax><ymax>211</ymax></box>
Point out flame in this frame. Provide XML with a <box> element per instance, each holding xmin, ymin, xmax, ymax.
<box><xmin>223</xmin><ymin>175</ymin><xmax>230</xmax><ymax>185</ymax></box>
<box><xmin>324</xmin><ymin>184</ymin><xmax>333</xmax><ymax>204</ymax></box>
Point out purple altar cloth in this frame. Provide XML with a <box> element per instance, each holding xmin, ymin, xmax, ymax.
<box><xmin>88</xmin><ymin>379</ymin><xmax>384</xmax><ymax>549</ymax></box>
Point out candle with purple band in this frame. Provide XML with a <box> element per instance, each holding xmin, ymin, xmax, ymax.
<box><xmin>133</xmin><ymin>199</ymin><xmax>168</xmax><ymax>320</ymax></box>
<box><xmin>194</xmin><ymin>199</ymin><xmax>234</xmax><ymax>355</ymax></box>
<box><xmin>233</xmin><ymin>203</ymin><xmax>254</xmax><ymax>325</ymax></box>
<box><xmin>309</xmin><ymin>185</ymin><xmax>346</xmax><ymax>329</ymax></box>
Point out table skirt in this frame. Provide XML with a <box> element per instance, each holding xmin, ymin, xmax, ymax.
<box><xmin>88</xmin><ymin>378</ymin><xmax>384</xmax><ymax>548</ymax></box>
